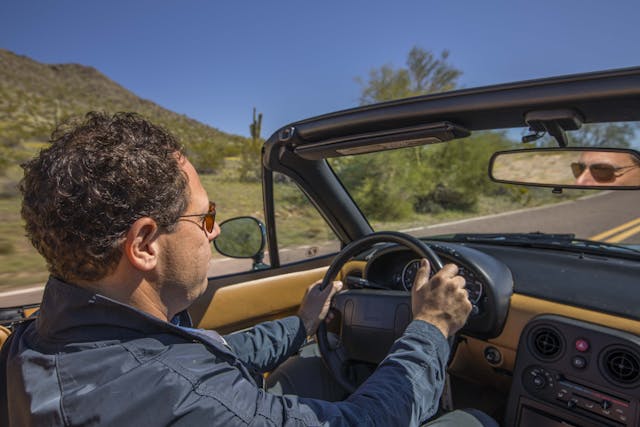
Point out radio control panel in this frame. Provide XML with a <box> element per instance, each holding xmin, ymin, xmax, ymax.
<box><xmin>522</xmin><ymin>366</ymin><xmax>632</xmax><ymax>424</ymax></box>
<box><xmin>504</xmin><ymin>315</ymin><xmax>640</xmax><ymax>427</ymax></box>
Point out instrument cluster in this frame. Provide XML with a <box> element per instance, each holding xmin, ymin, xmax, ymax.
<box><xmin>397</xmin><ymin>258</ymin><xmax>484</xmax><ymax>304</ymax></box>
<box><xmin>359</xmin><ymin>241</ymin><xmax>514</xmax><ymax>338</ymax></box>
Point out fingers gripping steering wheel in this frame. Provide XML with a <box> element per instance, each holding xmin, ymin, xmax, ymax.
<box><xmin>317</xmin><ymin>231</ymin><xmax>446</xmax><ymax>394</ymax></box>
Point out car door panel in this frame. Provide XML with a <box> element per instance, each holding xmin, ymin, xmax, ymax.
<box><xmin>194</xmin><ymin>266</ymin><xmax>327</xmax><ymax>334</ymax></box>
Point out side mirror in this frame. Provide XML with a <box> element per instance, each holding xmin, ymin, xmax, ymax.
<box><xmin>214</xmin><ymin>216</ymin><xmax>269</xmax><ymax>270</ymax></box>
<box><xmin>489</xmin><ymin>147</ymin><xmax>640</xmax><ymax>189</ymax></box>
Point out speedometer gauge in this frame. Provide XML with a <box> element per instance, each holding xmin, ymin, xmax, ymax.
<box><xmin>401</xmin><ymin>259</ymin><xmax>483</xmax><ymax>304</ymax></box>
<box><xmin>401</xmin><ymin>259</ymin><xmax>427</xmax><ymax>290</ymax></box>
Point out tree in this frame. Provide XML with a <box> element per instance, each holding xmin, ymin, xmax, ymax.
<box><xmin>357</xmin><ymin>46</ymin><xmax>462</xmax><ymax>105</ymax></box>
<box><xmin>532</xmin><ymin>123</ymin><xmax>637</xmax><ymax>149</ymax></box>
<box><xmin>345</xmin><ymin>47</ymin><xmax>466</xmax><ymax>220</ymax></box>
<box><xmin>570</xmin><ymin>123</ymin><xmax>637</xmax><ymax>148</ymax></box>
<box><xmin>346</xmin><ymin>47</ymin><xmax>531</xmax><ymax>221</ymax></box>
<box><xmin>239</xmin><ymin>108</ymin><xmax>263</xmax><ymax>181</ymax></box>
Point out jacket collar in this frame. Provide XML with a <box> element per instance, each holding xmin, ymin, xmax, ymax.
<box><xmin>35</xmin><ymin>276</ymin><xmax>193</xmax><ymax>342</ymax></box>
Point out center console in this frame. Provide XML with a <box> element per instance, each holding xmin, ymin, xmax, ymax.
<box><xmin>504</xmin><ymin>315</ymin><xmax>640</xmax><ymax>426</ymax></box>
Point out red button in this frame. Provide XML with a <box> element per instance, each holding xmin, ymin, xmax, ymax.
<box><xmin>575</xmin><ymin>339</ymin><xmax>589</xmax><ymax>352</ymax></box>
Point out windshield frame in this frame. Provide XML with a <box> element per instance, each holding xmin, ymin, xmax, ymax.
<box><xmin>262</xmin><ymin>66</ymin><xmax>640</xmax><ymax>251</ymax></box>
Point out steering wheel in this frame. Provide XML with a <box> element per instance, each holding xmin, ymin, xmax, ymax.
<box><xmin>317</xmin><ymin>231</ymin><xmax>445</xmax><ymax>393</ymax></box>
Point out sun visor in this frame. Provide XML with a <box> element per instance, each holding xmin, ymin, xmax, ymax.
<box><xmin>292</xmin><ymin>121</ymin><xmax>470</xmax><ymax>160</ymax></box>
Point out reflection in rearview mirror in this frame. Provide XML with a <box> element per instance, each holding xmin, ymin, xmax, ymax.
<box><xmin>489</xmin><ymin>148</ymin><xmax>640</xmax><ymax>189</ymax></box>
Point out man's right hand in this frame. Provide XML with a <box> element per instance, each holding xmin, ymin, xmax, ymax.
<box><xmin>411</xmin><ymin>259</ymin><xmax>472</xmax><ymax>338</ymax></box>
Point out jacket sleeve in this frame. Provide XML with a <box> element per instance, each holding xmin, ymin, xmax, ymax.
<box><xmin>224</xmin><ymin>316</ymin><xmax>307</xmax><ymax>373</ymax></box>
<box><xmin>176</xmin><ymin>320</ymin><xmax>449</xmax><ymax>426</ymax></box>
<box><xmin>300</xmin><ymin>320</ymin><xmax>450</xmax><ymax>426</ymax></box>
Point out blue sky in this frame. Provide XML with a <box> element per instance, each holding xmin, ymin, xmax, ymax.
<box><xmin>1</xmin><ymin>1</ymin><xmax>639</xmax><ymax>138</ymax></box>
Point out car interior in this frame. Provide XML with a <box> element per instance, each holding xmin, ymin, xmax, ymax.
<box><xmin>2</xmin><ymin>67</ymin><xmax>640</xmax><ymax>426</ymax></box>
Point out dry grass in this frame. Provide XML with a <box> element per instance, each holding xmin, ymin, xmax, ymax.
<box><xmin>492</xmin><ymin>151</ymin><xmax>576</xmax><ymax>184</ymax></box>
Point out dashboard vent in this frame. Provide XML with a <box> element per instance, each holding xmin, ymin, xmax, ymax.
<box><xmin>529</xmin><ymin>326</ymin><xmax>563</xmax><ymax>360</ymax></box>
<box><xmin>601</xmin><ymin>347</ymin><xmax>640</xmax><ymax>386</ymax></box>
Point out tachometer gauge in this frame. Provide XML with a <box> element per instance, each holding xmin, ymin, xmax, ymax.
<box><xmin>466</xmin><ymin>279</ymin><xmax>483</xmax><ymax>304</ymax></box>
<box><xmin>458</xmin><ymin>266</ymin><xmax>484</xmax><ymax>304</ymax></box>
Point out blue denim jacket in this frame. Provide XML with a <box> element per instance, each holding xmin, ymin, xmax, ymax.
<box><xmin>1</xmin><ymin>277</ymin><xmax>449</xmax><ymax>426</ymax></box>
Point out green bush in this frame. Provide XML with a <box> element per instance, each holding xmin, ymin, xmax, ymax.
<box><xmin>414</xmin><ymin>184</ymin><xmax>475</xmax><ymax>213</ymax></box>
<box><xmin>358</xmin><ymin>178</ymin><xmax>414</xmax><ymax>220</ymax></box>
<box><xmin>332</xmin><ymin>151</ymin><xmax>415</xmax><ymax>221</ymax></box>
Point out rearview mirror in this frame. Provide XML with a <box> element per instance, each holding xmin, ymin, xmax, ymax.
<box><xmin>214</xmin><ymin>216</ymin><xmax>269</xmax><ymax>270</ymax></box>
<box><xmin>489</xmin><ymin>147</ymin><xmax>640</xmax><ymax>189</ymax></box>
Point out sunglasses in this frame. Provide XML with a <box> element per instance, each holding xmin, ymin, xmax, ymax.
<box><xmin>178</xmin><ymin>201</ymin><xmax>216</xmax><ymax>234</ymax></box>
<box><xmin>570</xmin><ymin>162</ymin><xmax>637</xmax><ymax>182</ymax></box>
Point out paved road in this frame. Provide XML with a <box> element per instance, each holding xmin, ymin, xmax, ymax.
<box><xmin>3</xmin><ymin>191</ymin><xmax>639</xmax><ymax>307</ymax></box>
<box><xmin>208</xmin><ymin>191</ymin><xmax>640</xmax><ymax>277</ymax></box>
<box><xmin>400</xmin><ymin>191</ymin><xmax>640</xmax><ymax>243</ymax></box>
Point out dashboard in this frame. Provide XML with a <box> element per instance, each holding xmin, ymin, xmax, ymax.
<box><xmin>351</xmin><ymin>239</ymin><xmax>640</xmax><ymax>426</ymax></box>
<box><xmin>356</xmin><ymin>239</ymin><xmax>640</xmax><ymax>333</ymax></box>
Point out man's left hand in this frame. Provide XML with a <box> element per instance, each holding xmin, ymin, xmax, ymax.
<box><xmin>297</xmin><ymin>280</ymin><xmax>343</xmax><ymax>336</ymax></box>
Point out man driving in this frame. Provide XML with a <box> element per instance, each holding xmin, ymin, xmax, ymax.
<box><xmin>0</xmin><ymin>112</ymin><xmax>495</xmax><ymax>426</ymax></box>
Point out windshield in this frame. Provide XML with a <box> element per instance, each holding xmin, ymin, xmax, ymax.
<box><xmin>327</xmin><ymin>124</ymin><xmax>640</xmax><ymax>255</ymax></box>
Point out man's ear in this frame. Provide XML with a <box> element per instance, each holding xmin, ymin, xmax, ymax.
<box><xmin>123</xmin><ymin>217</ymin><xmax>161</xmax><ymax>272</ymax></box>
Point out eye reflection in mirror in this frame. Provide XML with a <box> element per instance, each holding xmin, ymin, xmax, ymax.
<box><xmin>489</xmin><ymin>147</ymin><xmax>640</xmax><ymax>189</ymax></box>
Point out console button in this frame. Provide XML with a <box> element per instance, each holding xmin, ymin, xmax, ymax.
<box><xmin>601</xmin><ymin>400</ymin><xmax>612</xmax><ymax>410</ymax></box>
<box><xmin>571</xmin><ymin>356</ymin><xmax>587</xmax><ymax>369</ymax></box>
<box><xmin>484</xmin><ymin>346</ymin><xmax>502</xmax><ymax>365</ymax></box>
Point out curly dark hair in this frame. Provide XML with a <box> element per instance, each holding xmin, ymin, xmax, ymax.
<box><xmin>20</xmin><ymin>112</ymin><xmax>189</xmax><ymax>283</ymax></box>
